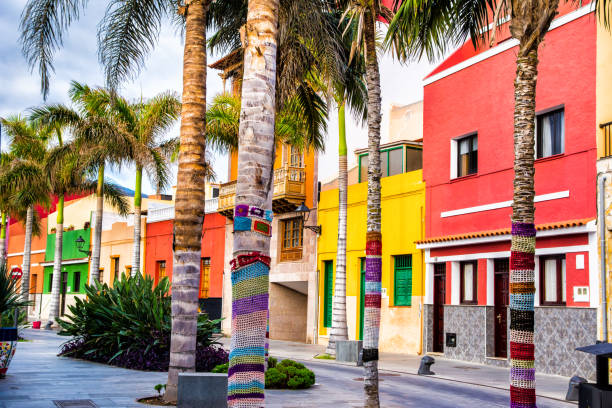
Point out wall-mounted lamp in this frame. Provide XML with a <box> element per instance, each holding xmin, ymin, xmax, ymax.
<box><xmin>294</xmin><ymin>202</ymin><xmax>321</xmax><ymax>234</ymax></box>
<box><xmin>75</xmin><ymin>235</ymin><xmax>91</xmax><ymax>256</ymax></box>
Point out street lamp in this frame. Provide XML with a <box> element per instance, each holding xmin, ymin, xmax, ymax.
<box><xmin>295</xmin><ymin>202</ymin><xmax>321</xmax><ymax>234</ymax></box>
<box><xmin>75</xmin><ymin>235</ymin><xmax>90</xmax><ymax>256</ymax></box>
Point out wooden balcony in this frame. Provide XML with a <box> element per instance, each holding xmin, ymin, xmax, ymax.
<box><xmin>217</xmin><ymin>166</ymin><xmax>307</xmax><ymax>218</ymax></box>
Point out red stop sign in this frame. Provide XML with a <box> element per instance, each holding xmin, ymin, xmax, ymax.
<box><xmin>10</xmin><ymin>267</ymin><xmax>23</xmax><ymax>280</ymax></box>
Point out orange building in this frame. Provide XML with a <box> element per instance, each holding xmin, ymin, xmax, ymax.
<box><xmin>144</xmin><ymin>194</ymin><xmax>226</xmax><ymax>320</ymax></box>
<box><xmin>5</xmin><ymin>216</ymin><xmax>48</xmax><ymax>319</ymax></box>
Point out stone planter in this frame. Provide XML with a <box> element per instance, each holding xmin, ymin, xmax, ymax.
<box><xmin>177</xmin><ymin>372</ymin><xmax>228</xmax><ymax>407</ymax></box>
<box><xmin>0</xmin><ymin>328</ymin><xmax>18</xmax><ymax>378</ymax></box>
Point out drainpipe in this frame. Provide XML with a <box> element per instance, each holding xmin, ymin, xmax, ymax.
<box><xmin>600</xmin><ymin>174</ymin><xmax>608</xmax><ymax>342</ymax></box>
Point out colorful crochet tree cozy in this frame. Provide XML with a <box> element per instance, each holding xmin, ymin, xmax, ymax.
<box><xmin>363</xmin><ymin>231</ymin><xmax>382</xmax><ymax>364</ymax></box>
<box><xmin>509</xmin><ymin>222</ymin><xmax>536</xmax><ymax>408</ymax></box>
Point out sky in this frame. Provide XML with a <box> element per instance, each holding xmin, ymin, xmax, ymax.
<box><xmin>0</xmin><ymin>1</ymin><xmax>442</xmax><ymax>194</ymax></box>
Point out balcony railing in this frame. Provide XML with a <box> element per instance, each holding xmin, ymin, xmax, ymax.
<box><xmin>147</xmin><ymin>206</ymin><xmax>175</xmax><ymax>223</ymax></box>
<box><xmin>147</xmin><ymin>198</ymin><xmax>219</xmax><ymax>223</ymax></box>
<box><xmin>601</xmin><ymin>121</ymin><xmax>612</xmax><ymax>158</ymax></box>
<box><xmin>218</xmin><ymin>166</ymin><xmax>307</xmax><ymax>217</ymax></box>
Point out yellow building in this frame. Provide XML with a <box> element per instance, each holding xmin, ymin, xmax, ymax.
<box><xmin>317</xmin><ymin>140</ymin><xmax>425</xmax><ymax>354</ymax></box>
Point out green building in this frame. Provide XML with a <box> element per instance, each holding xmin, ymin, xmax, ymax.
<box><xmin>42</xmin><ymin>228</ymin><xmax>90</xmax><ymax>316</ymax></box>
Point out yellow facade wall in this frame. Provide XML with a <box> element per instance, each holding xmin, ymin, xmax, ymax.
<box><xmin>597</xmin><ymin>16</ymin><xmax>612</xmax><ymax>158</ymax></box>
<box><xmin>317</xmin><ymin>170</ymin><xmax>425</xmax><ymax>354</ymax></box>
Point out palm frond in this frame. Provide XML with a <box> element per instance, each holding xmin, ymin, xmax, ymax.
<box><xmin>101</xmin><ymin>181</ymin><xmax>130</xmax><ymax>216</ymax></box>
<box><xmin>206</xmin><ymin>93</ymin><xmax>241</xmax><ymax>153</ymax></box>
<box><xmin>19</xmin><ymin>0</ymin><xmax>87</xmax><ymax>99</ymax></box>
<box><xmin>97</xmin><ymin>0</ymin><xmax>169</xmax><ymax>89</ymax></box>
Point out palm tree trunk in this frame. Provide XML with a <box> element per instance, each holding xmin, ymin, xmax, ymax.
<box><xmin>326</xmin><ymin>101</ymin><xmax>349</xmax><ymax>355</ymax></box>
<box><xmin>163</xmin><ymin>0</ymin><xmax>209</xmax><ymax>403</ymax></box>
<box><xmin>0</xmin><ymin>212</ymin><xmax>6</xmax><ymax>267</ymax></box>
<box><xmin>227</xmin><ymin>1</ymin><xmax>279</xmax><ymax>406</ymax></box>
<box><xmin>89</xmin><ymin>165</ymin><xmax>105</xmax><ymax>284</ymax></box>
<box><xmin>131</xmin><ymin>166</ymin><xmax>142</xmax><ymax>277</ymax></box>
<box><xmin>508</xmin><ymin>3</ymin><xmax>558</xmax><ymax>406</ymax></box>
<box><xmin>363</xmin><ymin>9</ymin><xmax>382</xmax><ymax>408</ymax></box>
<box><xmin>21</xmin><ymin>206</ymin><xmax>34</xmax><ymax>301</ymax></box>
<box><xmin>46</xmin><ymin>195</ymin><xmax>64</xmax><ymax>329</ymax></box>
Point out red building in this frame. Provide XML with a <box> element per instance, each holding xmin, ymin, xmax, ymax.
<box><xmin>145</xmin><ymin>198</ymin><xmax>226</xmax><ymax>320</ymax></box>
<box><xmin>417</xmin><ymin>3</ymin><xmax>598</xmax><ymax>379</ymax></box>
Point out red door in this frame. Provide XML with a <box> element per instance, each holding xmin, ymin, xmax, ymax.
<box><xmin>494</xmin><ymin>259</ymin><xmax>509</xmax><ymax>358</ymax></box>
<box><xmin>433</xmin><ymin>263</ymin><xmax>446</xmax><ymax>353</ymax></box>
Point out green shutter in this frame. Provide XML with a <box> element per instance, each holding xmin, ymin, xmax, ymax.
<box><xmin>324</xmin><ymin>261</ymin><xmax>334</xmax><ymax>327</ymax></box>
<box><xmin>394</xmin><ymin>255</ymin><xmax>412</xmax><ymax>306</ymax></box>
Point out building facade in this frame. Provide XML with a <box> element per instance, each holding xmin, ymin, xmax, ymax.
<box><xmin>317</xmin><ymin>141</ymin><xmax>425</xmax><ymax>353</ymax></box>
<box><xmin>144</xmin><ymin>192</ymin><xmax>225</xmax><ymax>320</ymax></box>
<box><xmin>418</xmin><ymin>3</ymin><xmax>599</xmax><ymax>378</ymax></box>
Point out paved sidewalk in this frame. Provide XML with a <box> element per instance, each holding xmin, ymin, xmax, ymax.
<box><xmin>226</xmin><ymin>337</ymin><xmax>575</xmax><ymax>402</ymax></box>
<box><xmin>0</xmin><ymin>330</ymin><xmax>576</xmax><ymax>408</ymax></box>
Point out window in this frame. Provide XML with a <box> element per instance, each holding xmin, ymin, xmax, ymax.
<box><xmin>48</xmin><ymin>273</ymin><xmax>53</xmax><ymax>292</ymax></box>
<box><xmin>406</xmin><ymin>148</ymin><xmax>423</xmax><ymax>172</ymax></box>
<box><xmin>111</xmin><ymin>257</ymin><xmax>120</xmax><ymax>282</ymax></box>
<box><xmin>359</xmin><ymin>155</ymin><xmax>369</xmax><ymax>182</ymax></box>
<box><xmin>323</xmin><ymin>261</ymin><xmax>333</xmax><ymax>328</ymax></box>
<box><xmin>30</xmin><ymin>274</ymin><xmax>38</xmax><ymax>293</ymax></box>
<box><xmin>73</xmin><ymin>272</ymin><xmax>81</xmax><ymax>293</ymax></box>
<box><xmin>125</xmin><ymin>266</ymin><xmax>132</xmax><ymax>276</ymax></box>
<box><xmin>460</xmin><ymin>261</ymin><xmax>478</xmax><ymax>304</ymax></box>
<box><xmin>200</xmin><ymin>258</ymin><xmax>211</xmax><ymax>298</ymax></box>
<box><xmin>290</xmin><ymin>146</ymin><xmax>304</xmax><ymax>168</ymax></box>
<box><xmin>394</xmin><ymin>255</ymin><xmax>412</xmax><ymax>306</ymax></box>
<box><xmin>157</xmin><ymin>261</ymin><xmax>167</xmax><ymax>281</ymax></box>
<box><xmin>359</xmin><ymin>147</ymin><xmax>420</xmax><ymax>182</ymax></box>
<box><xmin>99</xmin><ymin>268</ymin><xmax>104</xmax><ymax>283</ymax></box>
<box><xmin>540</xmin><ymin>255</ymin><xmax>566</xmax><ymax>306</ymax></box>
<box><xmin>537</xmin><ymin>108</ymin><xmax>564</xmax><ymax>159</ymax></box>
<box><xmin>280</xmin><ymin>217</ymin><xmax>303</xmax><ymax>262</ymax></box>
<box><xmin>456</xmin><ymin>134</ymin><xmax>478</xmax><ymax>177</ymax></box>
<box><xmin>211</xmin><ymin>187</ymin><xmax>219</xmax><ymax>198</ymax></box>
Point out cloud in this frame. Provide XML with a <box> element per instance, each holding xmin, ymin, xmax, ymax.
<box><xmin>0</xmin><ymin>1</ymin><xmax>226</xmax><ymax>195</ymax></box>
<box><xmin>1</xmin><ymin>3</ymin><xmax>443</xmax><ymax>194</ymax></box>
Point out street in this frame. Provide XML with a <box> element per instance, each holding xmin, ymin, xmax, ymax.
<box><xmin>0</xmin><ymin>330</ymin><xmax>575</xmax><ymax>408</ymax></box>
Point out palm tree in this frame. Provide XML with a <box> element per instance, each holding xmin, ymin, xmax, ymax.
<box><xmin>337</xmin><ymin>1</ymin><xmax>394</xmax><ymax>405</ymax></box>
<box><xmin>101</xmin><ymin>92</ymin><xmax>179</xmax><ymax>278</ymax></box>
<box><xmin>20</xmin><ymin>0</ymin><xmax>212</xmax><ymax>402</ymax></box>
<box><xmin>30</xmin><ymin>81</ymin><xmax>131</xmax><ymax>285</ymax></box>
<box><xmin>0</xmin><ymin>115</ymin><xmax>51</xmax><ymax>301</ymax></box>
<box><xmin>320</xmin><ymin>12</ymin><xmax>368</xmax><ymax>357</ymax></box>
<box><xmin>206</xmin><ymin>92</ymin><xmax>328</xmax><ymax>152</ymax></box>
<box><xmin>386</xmin><ymin>0</ymin><xmax>611</xmax><ymax>406</ymax></box>
<box><xmin>223</xmin><ymin>1</ymin><xmax>280</xmax><ymax>405</ymax></box>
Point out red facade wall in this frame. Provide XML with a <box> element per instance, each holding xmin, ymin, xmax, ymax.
<box><xmin>423</xmin><ymin>12</ymin><xmax>597</xmax><ymax>239</ymax></box>
<box><xmin>144</xmin><ymin>213</ymin><xmax>226</xmax><ymax>298</ymax></box>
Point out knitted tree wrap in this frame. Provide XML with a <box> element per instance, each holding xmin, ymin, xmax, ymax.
<box><xmin>363</xmin><ymin>231</ymin><xmax>382</xmax><ymax>362</ymax></box>
<box><xmin>509</xmin><ymin>222</ymin><xmax>536</xmax><ymax>408</ymax></box>
<box><xmin>227</xmin><ymin>252</ymin><xmax>271</xmax><ymax>407</ymax></box>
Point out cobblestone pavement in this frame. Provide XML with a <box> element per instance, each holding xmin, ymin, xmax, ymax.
<box><xmin>0</xmin><ymin>330</ymin><xmax>575</xmax><ymax>407</ymax></box>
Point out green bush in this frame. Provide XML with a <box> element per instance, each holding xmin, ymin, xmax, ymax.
<box><xmin>267</xmin><ymin>356</ymin><xmax>277</xmax><ymax>368</ymax></box>
<box><xmin>212</xmin><ymin>363</ymin><xmax>229</xmax><ymax>373</ymax></box>
<box><xmin>265</xmin><ymin>359</ymin><xmax>315</xmax><ymax>389</ymax></box>
<box><xmin>57</xmin><ymin>273</ymin><xmax>224</xmax><ymax>370</ymax></box>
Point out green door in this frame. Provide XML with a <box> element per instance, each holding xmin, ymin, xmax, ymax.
<box><xmin>394</xmin><ymin>255</ymin><xmax>413</xmax><ymax>306</ymax></box>
<box><xmin>323</xmin><ymin>261</ymin><xmax>334</xmax><ymax>327</ymax></box>
<box><xmin>359</xmin><ymin>258</ymin><xmax>365</xmax><ymax>340</ymax></box>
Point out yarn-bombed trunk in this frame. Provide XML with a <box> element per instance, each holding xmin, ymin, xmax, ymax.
<box><xmin>228</xmin><ymin>252</ymin><xmax>270</xmax><ymax>406</ymax></box>
<box><xmin>509</xmin><ymin>222</ymin><xmax>536</xmax><ymax>408</ymax></box>
<box><xmin>228</xmin><ymin>205</ymin><xmax>273</xmax><ymax>407</ymax></box>
<box><xmin>363</xmin><ymin>231</ymin><xmax>382</xmax><ymax>383</ymax></box>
